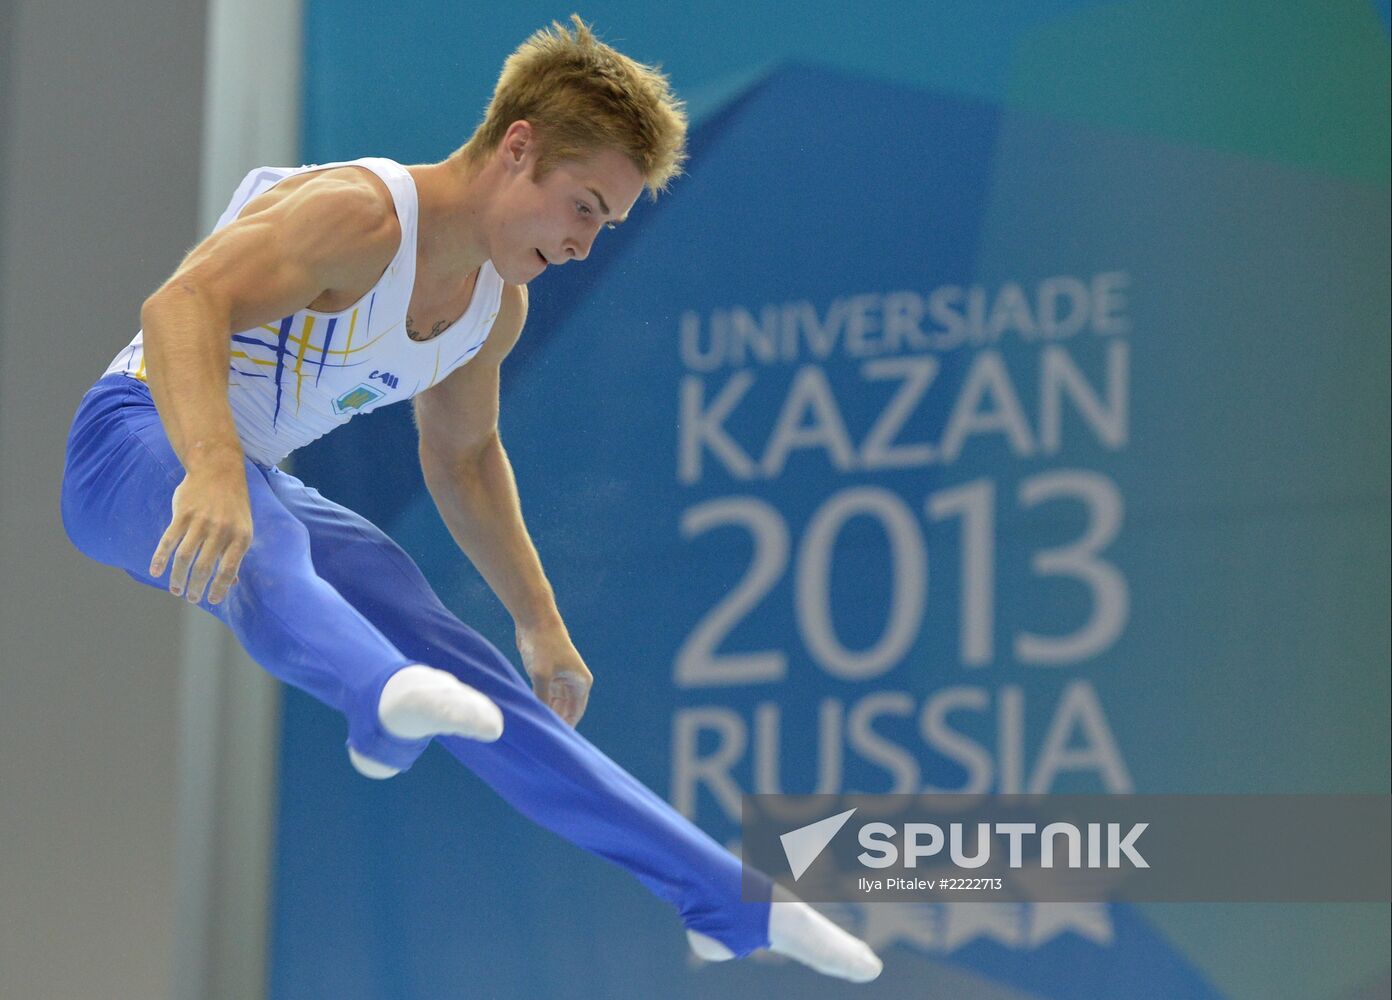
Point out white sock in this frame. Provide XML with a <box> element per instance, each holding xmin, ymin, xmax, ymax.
<box><xmin>347</xmin><ymin>747</ymin><xmax>402</xmax><ymax>780</ymax></box>
<box><xmin>378</xmin><ymin>664</ymin><xmax>504</xmax><ymax>741</ymax></box>
<box><xmin>686</xmin><ymin>884</ymin><xmax>883</xmax><ymax>983</ymax></box>
<box><xmin>348</xmin><ymin>664</ymin><xmax>504</xmax><ymax>778</ymax></box>
<box><xmin>686</xmin><ymin>930</ymin><xmax>736</xmax><ymax>962</ymax></box>
<box><xmin>766</xmin><ymin>886</ymin><xmax>882</xmax><ymax>982</ymax></box>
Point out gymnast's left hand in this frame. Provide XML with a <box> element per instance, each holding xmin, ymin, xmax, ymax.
<box><xmin>516</xmin><ymin>627</ymin><xmax>593</xmax><ymax>727</ymax></box>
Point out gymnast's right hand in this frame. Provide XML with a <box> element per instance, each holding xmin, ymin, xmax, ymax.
<box><xmin>149</xmin><ymin>464</ymin><xmax>253</xmax><ymax>606</ymax></box>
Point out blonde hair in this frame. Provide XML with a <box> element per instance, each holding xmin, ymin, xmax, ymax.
<box><xmin>455</xmin><ymin>15</ymin><xmax>688</xmax><ymax>198</ymax></box>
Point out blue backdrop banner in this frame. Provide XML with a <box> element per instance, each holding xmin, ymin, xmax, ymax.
<box><xmin>272</xmin><ymin>64</ymin><xmax>1390</xmax><ymax>1000</ymax></box>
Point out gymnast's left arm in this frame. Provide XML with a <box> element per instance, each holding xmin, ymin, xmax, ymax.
<box><xmin>413</xmin><ymin>283</ymin><xmax>593</xmax><ymax>727</ymax></box>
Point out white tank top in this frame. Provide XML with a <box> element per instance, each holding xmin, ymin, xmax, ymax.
<box><xmin>102</xmin><ymin>156</ymin><xmax>505</xmax><ymax>467</ymax></box>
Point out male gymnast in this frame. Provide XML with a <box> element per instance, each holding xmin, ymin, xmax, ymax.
<box><xmin>61</xmin><ymin>15</ymin><xmax>882</xmax><ymax>985</ymax></box>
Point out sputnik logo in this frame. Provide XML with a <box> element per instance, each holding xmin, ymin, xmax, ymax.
<box><xmin>781</xmin><ymin>808</ymin><xmax>857</xmax><ymax>880</ymax></box>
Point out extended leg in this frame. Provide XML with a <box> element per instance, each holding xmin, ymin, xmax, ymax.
<box><xmin>60</xmin><ymin>376</ymin><xmax>470</xmax><ymax>770</ymax></box>
<box><xmin>264</xmin><ymin>469</ymin><xmax>775</xmax><ymax>956</ymax></box>
<box><xmin>267</xmin><ymin>469</ymin><xmax>882</xmax><ymax>979</ymax></box>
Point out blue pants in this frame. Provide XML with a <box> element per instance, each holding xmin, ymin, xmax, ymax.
<box><xmin>61</xmin><ymin>373</ymin><xmax>772</xmax><ymax>956</ymax></box>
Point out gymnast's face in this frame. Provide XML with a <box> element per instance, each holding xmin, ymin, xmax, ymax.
<box><xmin>491</xmin><ymin>123</ymin><xmax>644</xmax><ymax>284</ymax></box>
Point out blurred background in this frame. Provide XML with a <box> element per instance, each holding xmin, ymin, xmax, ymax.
<box><xmin>1</xmin><ymin>2</ymin><xmax>1387</xmax><ymax>998</ymax></box>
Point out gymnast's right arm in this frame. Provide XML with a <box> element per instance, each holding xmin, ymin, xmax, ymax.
<box><xmin>138</xmin><ymin>172</ymin><xmax>400</xmax><ymax>606</ymax></box>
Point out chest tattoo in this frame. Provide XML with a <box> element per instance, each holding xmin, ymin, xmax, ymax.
<box><xmin>406</xmin><ymin>315</ymin><xmax>449</xmax><ymax>343</ymax></box>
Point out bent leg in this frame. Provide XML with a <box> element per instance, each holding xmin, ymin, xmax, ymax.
<box><xmin>266</xmin><ymin>469</ymin><xmax>775</xmax><ymax>957</ymax></box>
<box><xmin>59</xmin><ymin>375</ymin><xmax>430</xmax><ymax>770</ymax></box>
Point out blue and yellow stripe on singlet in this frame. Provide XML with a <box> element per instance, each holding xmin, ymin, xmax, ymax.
<box><xmin>271</xmin><ymin>314</ymin><xmax>294</xmax><ymax>427</ymax></box>
<box><xmin>226</xmin><ymin>294</ymin><xmax>398</xmax><ymax>426</ymax></box>
<box><xmin>316</xmin><ymin>317</ymin><xmax>337</xmax><ymax>386</ymax></box>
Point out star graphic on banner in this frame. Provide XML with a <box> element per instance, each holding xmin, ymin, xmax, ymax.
<box><xmin>812</xmin><ymin>900</ymin><xmax>1117</xmax><ymax>955</ymax></box>
<box><xmin>942</xmin><ymin>903</ymin><xmax>1027</xmax><ymax>950</ymax></box>
<box><xmin>1027</xmin><ymin>903</ymin><xmax>1114</xmax><ymax>947</ymax></box>
<box><xmin>826</xmin><ymin>902</ymin><xmax>941</xmax><ymax>952</ymax></box>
